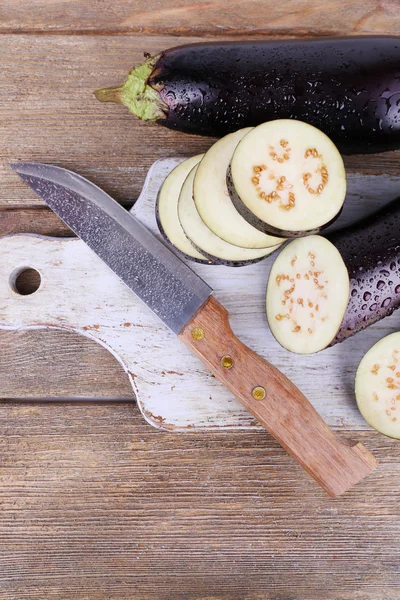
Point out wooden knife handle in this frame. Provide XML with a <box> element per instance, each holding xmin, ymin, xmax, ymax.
<box><xmin>179</xmin><ymin>296</ymin><xmax>377</xmax><ymax>497</ymax></box>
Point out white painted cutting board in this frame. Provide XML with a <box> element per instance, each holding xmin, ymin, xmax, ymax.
<box><xmin>1</xmin><ymin>159</ymin><xmax>400</xmax><ymax>431</ymax></box>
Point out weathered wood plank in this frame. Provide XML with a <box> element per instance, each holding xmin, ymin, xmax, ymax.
<box><xmin>0</xmin><ymin>330</ymin><xmax>133</xmax><ymax>399</ymax></box>
<box><xmin>0</xmin><ymin>402</ymin><xmax>398</xmax><ymax>600</ymax></box>
<box><xmin>0</xmin><ymin>34</ymin><xmax>215</xmax><ymax>208</ymax></box>
<box><xmin>1</xmin><ymin>0</ymin><xmax>399</xmax><ymax>36</ymax></box>
<box><xmin>0</xmin><ymin>207</ymin><xmax>72</xmax><ymax>237</ymax></box>
<box><xmin>1</xmin><ymin>34</ymin><xmax>400</xmax><ymax>209</ymax></box>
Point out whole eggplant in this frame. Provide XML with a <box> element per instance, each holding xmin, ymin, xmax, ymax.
<box><xmin>95</xmin><ymin>37</ymin><xmax>400</xmax><ymax>154</ymax></box>
<box><xmin>328</xmin><ymin>198</ymin><xmax>400</xmax><ymax>345</ymax></box>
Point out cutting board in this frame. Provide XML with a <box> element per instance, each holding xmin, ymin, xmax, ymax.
<box><xmin>1</xmin><ymin>159</ymin><xmax>400</xmax><ymax>432</ymax></box>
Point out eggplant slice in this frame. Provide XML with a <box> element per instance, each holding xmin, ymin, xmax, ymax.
<box><xmin>355</xmin><ymin>332</ymin><xmax>400</xmax><ymax>439</ymax></box>
<box><xmin>179</xmin><ymin>166</ymin><xmax>283</xmax><ymax>266</ymax></box>
<box><xmin>193</xmin><ymin>129</ymin><xmax>284</xmax><ymax>249</ymax></box>
<box><xmin>266</xmin><ymin>236</ymin><xmax>349</xmax><ymax>354</ymax></box>
<box><xmin>229</xmin><ymin>120</ymin><xmax>346</xmax><ymax>237</ymax></box>
<box><xmin>156</xmin><ymin>155</ymin><xmax>210</xmax><ymax>263</ymax></box>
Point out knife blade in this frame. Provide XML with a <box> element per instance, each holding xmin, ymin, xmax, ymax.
<box><xmin>10</xmin><ymin>163</ymin><xmax>211</xmax><ymax>334</ymax></box>
<box><xmin>11</xmin><ymin>162</ymin><xmax>377</xmax><ymax>496</ymax></box>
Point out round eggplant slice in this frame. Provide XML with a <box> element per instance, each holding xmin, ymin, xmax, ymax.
<box><xmin>355</xmin><ymin>333</ymin><xmax>400</xmax><ymax>439</ymax></box>
<box><xmin>193</xmin><ymin>129</ymin><xmax>284</xmax><ymax>249</ymax></box>
<box><xmin>230</xmin><ymin>120</ymin><xmax>346</xmax><ymax>237</ymax></box>
<box><xmin>156</xmin><ymin>155</ymin><xmax>210</xmax><ymax>263</ymax></box>
<box><xmin>266</xmin><ymin>236</ymin><xmax>349</xmax><ymax>354</ymax></box>
<box><xmin>179</xmin><ymin>166</ymin><xmax>282</xmax><ymax>266</ymax></box>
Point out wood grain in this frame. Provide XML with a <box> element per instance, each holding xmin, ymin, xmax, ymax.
<box><xmin>1</xmin><ymin>34</ymin><xmax>400</xmax><ymax>210</ymax></box>
<box><xmin>1</xmin><ymin>0</ymin><xmax>400</xmax><ymax>36</ymax></box>
<box><xmin>0</xmin><ymin>207</ymin><xmax>72</xmax><ymax>237</ymax></box>
<box><xmin>0</xmin><ymin>329</ymin><xmax>134</xmax><ymax>399</ymax></box>
<box><xmin>0</xmin><ymin>402</ymin><xmax>399</xmax><ymax>600</ymax></box>
<box><xmin>0</xmin><ymin>34</ymin><xmax>215</xmax><ymax>209</ymax></box>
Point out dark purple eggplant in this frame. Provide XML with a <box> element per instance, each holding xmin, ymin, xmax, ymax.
<box><xmin>95</xmin><ymin>37</ymin><xmax>400</xmax><ymax>154</ymax></box>
<box><xmin>328</xmin><ymin>197</ymin><xmax>400</xmax><ymax>345</ymax></box>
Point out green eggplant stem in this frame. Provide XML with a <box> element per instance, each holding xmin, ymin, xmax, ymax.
<box><xmin>94</xmin><ymin>86</ymin><xmax>124</xmax><ymax>104</ymax></box>
<box><xmin>94</xmin><ymin>55</ymin><xmax>167</xmax><ymax>122</ymax></box>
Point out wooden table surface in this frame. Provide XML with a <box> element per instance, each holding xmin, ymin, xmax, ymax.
<box><xmin>1</xmin><ymin>2</ymin><xmax>400</xmax><ymax>598</ymax></box>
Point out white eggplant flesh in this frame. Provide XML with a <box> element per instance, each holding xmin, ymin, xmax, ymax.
<box><xmin>266</xmin><ymin>235</ymin><xmax>349</xmax><ymax>354</ymax></box>
<box><xmin>156</xmin><ymin>155</ymin><xmax>209</xmax><ymax>263</ymax></box>
<box><xmin>179</xmin><ymin>166</ymin><xmax>282</xmax><ymax>266</ymax></box>
<box><xmin>193</xmin><ymin>128</ymin><xmax>284</xmax><ymax>249</ymax></box>
<box><xmin>355</xmin><ymin>332</ymin><xmax>400</xmax><ymax>439</ymax></box>
<box><xmin>230</xmin><ymin>119</ymin><xmax>346</xmax><ymax>236</ymax></box>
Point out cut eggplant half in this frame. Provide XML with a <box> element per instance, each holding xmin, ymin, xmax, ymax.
<box><xmin>355</xmin><ymin>333</ymin><xmax>400</xmax><ymax>439</ymax></box>
<box><xmin>328</xmin><ymin>197</ymin><xmax>400</xmax><ymax>345</ymax></box>
<box><xmin>179</xmin><ymin>166</ymin><xmax>282</xmax><ymax>266</ymax></box>
<box><xmin>193</xmin><ymin>129</ymin><xmax>284</xmax><ymax>249</ymax></box>
<box><xmin>267</xmin><ymin>197</ymin><xmax>400</xmax><ymax>353</ymax></box>
<box><xmin>156</xmin><ymin>155</ymin><xmax>210</xmax><ymax>263</ymax></box>
<box><xmin>266</xmin><ymin>236</ymin><xmax>349</xmax><ymax>354</ymax></box>
<box><xmin>229</xmin><ymin>120</ymin><xmax>346</xmax><ymax>237</ymax></box>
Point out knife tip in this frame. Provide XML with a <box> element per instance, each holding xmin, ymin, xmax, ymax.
<box><xmin>9</xmin><ymin>161</ymin><xmax>36</xmax><ymax>175</ymax></box>
<box><xmin>9</xmin><ymin>162</ymin><xmax>47</xmax><ymax>180</ymax></box>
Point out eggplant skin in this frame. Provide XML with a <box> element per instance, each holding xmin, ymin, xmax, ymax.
<box><xmin>97</xmin><ymin>37</ymin><xmax>400</xmax><ymax>154</ymax></box>
<box><xmin>178</xmin><ymin>241</ymin><xmax>274</xmax><ymax>268</ymax></box>
<box><xmin>328</xmin><ymin>198</ymin><xmax>400</xmax><ymax>345</ymax></box>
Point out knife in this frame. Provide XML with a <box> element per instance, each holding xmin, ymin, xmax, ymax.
<box><xmin>11</xmin><ymin>162</ymin><xmax>377</xmax><ymax>496</ymax></box>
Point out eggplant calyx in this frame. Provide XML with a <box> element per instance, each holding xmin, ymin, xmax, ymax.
<box><xmin>94</xmin><ymin>55</ymin><xmax>167</xmax><ymax>122</ymax></box>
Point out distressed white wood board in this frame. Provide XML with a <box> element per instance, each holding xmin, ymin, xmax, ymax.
<box><xmin>0</xmin><ymin>159</ymin><xmax>400</xmax><ymax>432</ymax></box>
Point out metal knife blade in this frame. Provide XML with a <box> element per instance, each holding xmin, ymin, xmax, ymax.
<box><xmin>11</xmin><ymin>162</ymin><xmax>212</xmax><ymax>334</ymax></box>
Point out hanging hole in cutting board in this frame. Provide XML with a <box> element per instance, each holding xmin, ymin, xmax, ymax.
<box><xmin>9</xmin><ymin>268</ymin><xmax>41</xmax><ymax>296</ymax></box>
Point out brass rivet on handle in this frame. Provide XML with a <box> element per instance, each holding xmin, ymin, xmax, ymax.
<box><xmin>252</xmin><ymin>386</ymin><xmax>266</xmax><ymax>401</ymax></box>
<box><xmin>191</xmin><ymin>327</ymin><xmax>205</xmax><ymax>341</ymax></box>
<box><xmin>221</xmin><ymin>355</ymin><xmax>233</xmax><ymax>369</ymax></box>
